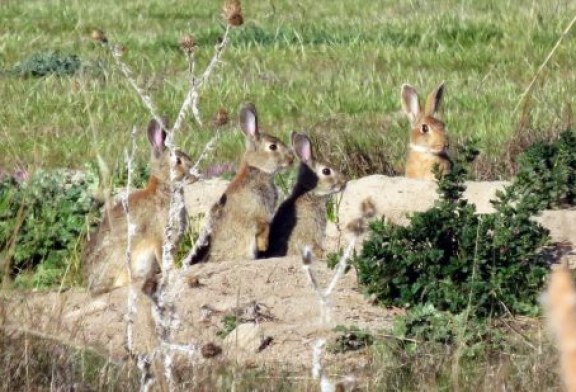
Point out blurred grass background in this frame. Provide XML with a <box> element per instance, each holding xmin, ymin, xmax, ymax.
<box><xmin>1</xmin><ymin>0</ymin><xmax>575</xmax><ymax>179</ymax></box>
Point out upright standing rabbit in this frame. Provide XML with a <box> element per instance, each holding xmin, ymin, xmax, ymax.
<box><xmin>190</xmin><ymin>103</ymin><xmax>294</xmax><ymax>263</ymax></box>
<box><xmin>263</xmin><ymin>132</ymin><xmax>347</xmax><ymax>259</ymax></box>
<box><xmin>84</xmin><ymin>118</ymin><xmax>195</xmax><ymax>295</ymax></box>
<box><xmin>401</xmin><ymin>82</ymin><xmax>451</xmax><ymax>180</ymax></box>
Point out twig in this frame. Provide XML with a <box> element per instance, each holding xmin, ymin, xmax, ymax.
<box><xmin>190</xmin><ymin>130</ymin><xmax>221</xmax><ymax>178</ymax></box>
<box><xmin>122</xmin><ymin>126</ymin><xmax>138</xmax><ymax>357</ymax></box>
<box><xmin>106</xmin><ymin>45</ymin><xmax>165</xmax><ymax>131</ymax></box>
<box><xmin>172</xmin><ymin>24</ymin><xmax>231</xmax><ymax>131</ymax></box>
<box><xmin>514</xmin><ymin>14</ymin><xmax>576</xmax><ymax>112</ymax></box>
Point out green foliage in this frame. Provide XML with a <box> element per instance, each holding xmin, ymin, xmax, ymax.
<box><xmin>392</xmin><ymin>304</ymin><xmax>505</xmax><ymax>357</ymax></box>
<box><xmin>352</xmin><ymin>145</ymin><xmax>551</xmax><ymax>319</ymax></box>
<box><xmin>327</xmin><ymin>325</ymin><xmax>374</xmax><ymax>354</ymax></box>
<box><xmin>0</xmin><ymin>169</ymin><xmax>99</xmax><ymax>287</ymax></box>
<box><xmin>216</xmin><ymin>315</ymin><xmax>239</xmax><ymax>339</ymax></box>
<box><xmin>510</xmin><ymin>129</ymin><xmax>576</xmax><ymax>209</ymax></box>
<box><xmin>11</xmin><ymin>51</ymin><xmax>82</xmax><ymax>77</ymax></box>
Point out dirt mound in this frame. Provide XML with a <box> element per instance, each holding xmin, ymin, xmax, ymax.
<box><xmin>3</xmin><ymin>174</ymin><xmax>574</xmax><ymax>377</ymax></box>
<box><xmin>3</xmin><ymin>255</ymin><xmax>390</xmax><ymax>374</ymax></box>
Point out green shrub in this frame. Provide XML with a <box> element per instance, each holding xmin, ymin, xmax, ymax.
<box><xmin>511</xmin><ymin>129</ymin><xmax>576</xmax><ymax>209</ymax></box>
<box><xmin>352</xmin><ymin>147</ymin><xmax>551</xmax><ymax>319</ymax></box>
<box><xmin>0</xmin><ymin>169</ymin><xmax>99</xmax><ymax>287</ymax></box>
<box><xmin>11</xmin><ymin>51</ymin><xmax>82</xmax><ymax>77</ymax></box>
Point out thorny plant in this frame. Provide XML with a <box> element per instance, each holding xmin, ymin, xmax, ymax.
<box><xmin>90</xmin><ymin>1</ymin><xmax>243</xmax><ymax>390</ymax></box>
<box><xmin>301</xmin><ymin>198</ymin><xmax>376</xmax><ymax>392</ymax></box>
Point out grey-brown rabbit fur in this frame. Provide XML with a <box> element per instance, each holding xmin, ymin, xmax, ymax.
<box><xmin>84</xmin><ymin>118</ymin><xmax>195</xmax><ymax>295</ymax></box>
<box><xmin>190</xmin><ymin>103</ymin><xmax>294</xmax><ymax>263</ymax></box>
<box><xmin>262</xmin><ymin>132</ymin><xmax>347</xmax><ymax>259</ymax></box>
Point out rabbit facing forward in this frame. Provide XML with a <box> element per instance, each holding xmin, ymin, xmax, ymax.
<box><xmin>84</xmin><ymin>118</ymin><xmax>195</xmax><ymax>295</ymax></box>
<box><xmin>190</xmin><ymin>103</ymin><xmax>294</xmax><ymax>263</ymax></box>
<box><xmin>401</xmin><ymin>82</ymin><xmax>451</xmax><ymax>180</ymax></box>
<box><xmin>262</xmin><ymin>132</ymin><xmax>347</xmax><ymax>259</ymax></box>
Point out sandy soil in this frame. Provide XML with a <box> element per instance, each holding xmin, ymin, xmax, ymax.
<box><xmin>2</xmin><ymin>175</ymin><xmax>574</xmax><ymax>379</ymax></box>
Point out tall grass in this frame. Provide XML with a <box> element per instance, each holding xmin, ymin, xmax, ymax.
<box><xmin>1</xmin><ymin>0</ymin><xmax>575</xmax><ymax>178</ymax></box>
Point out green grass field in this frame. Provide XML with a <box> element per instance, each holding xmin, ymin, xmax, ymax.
<box><xmin>1</xmin><ymin>0</ymin><xmax>575</xmax><ymax>179</ymax></box>
<box><xmin>1</xmin><ymin>1</ymin><xmax>575</xmax><ymax>390</ymax></box>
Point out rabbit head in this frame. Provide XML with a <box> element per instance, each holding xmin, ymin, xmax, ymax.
<box><xmin>291</xmin><ymin>132</ymin><xmax>347</xmax><ymax>197</ymax></box>
<box><xmin>147</xmin><ymin>118</ymin><xmax>195</xmax><ymax>183</ymax></box>
<box><xmin>239</xmin><ymin>103</ymin><xmax>294</xmax><ymax>173</ymax></box>
<box><xmin>401</xmin><ymin>82</ymin><xmax>449</xmax><ymax>155</ymax></box>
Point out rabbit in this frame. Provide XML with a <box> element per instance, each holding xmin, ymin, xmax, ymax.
<box><xmin>84</xmin><ymin>118</ymin><xmax>195</xmax><ymax>295</ymax></box>
<box><xmin>401</xmin><ymin>82</ymin><xmax>451</xmax><ymax>180</ymax></box>
<box><xmin>188</xmin><ymin>103</ymin><xmax>294</xmax><ymax>263</ymax></box>
<box><xmin>262</xmin><ymin>132</ymin><xmax>347</xmax><ymax>259</ymax></box>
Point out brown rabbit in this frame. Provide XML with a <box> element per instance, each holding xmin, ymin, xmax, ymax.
<box><xmin>189</xmin><ymin>103</ymin><xmax>294</xmax><ymax>263</ymax></box>
<box><xmin>262</xmin><ymin>132</ymin><xmax>347</xmax><ymax>259</ymax></box>
<box><xmin>544</xmin><ymin>263</ymin><xmax>576</xmax><ymax>392</ymax></box>
<box><xmin>84</xmin><ymin>118</ymin><xmax>195</xmax><ymax>295</ymax></box>
<box><xmin>401</xmin><ymin>82</ymin><xmax>451</xmax><ymax>180</ymax></box>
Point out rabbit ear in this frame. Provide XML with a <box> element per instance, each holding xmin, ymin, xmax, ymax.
<box><xmin>240</xmin><ymin>103</ymin><xmax>259</xmax><ymax>140</ymax></box>
<box><xmin>401</xmin><ymin>84</ymin><xmax>420</xmax><ymax>124</ymax></box>
<box><xmin>147</xmin><ymin>118</ymin><xmax>167</xmax><ymax>155</ymax></box>
<box><xmin>291</xmin><ymin>132</ymin><xmax>313</xmax><ymax>163</ymax></box>
<box><xmin>424</xmin><ymin>81</ymin><xmax>445</xmax><ymax>116</ymax></box>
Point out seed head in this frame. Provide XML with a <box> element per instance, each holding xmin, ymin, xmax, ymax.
<box><xmin>179</xmin><ymin>34</ymin><xmax>197</xmax><ymax>55</ymax></box>
<box><xmin>346</xmin><ymin>217</ymin><xmax>366</xmax><ymax>236</ymax></box>
<box><xmin>301</xmin><ymin>246</ymin><xmax>313</xmax><ymax>265</ymax></box>
<box><xmin>201</xmin><ymin>342</ymin><xmax>222</xmax><ymax>358</ymax></box>
<box><xmin>361</xmin><ymin>197</ymin><xmax>377</xmax><ymax>219</ymax></box>
<box><xmin>90</xmin><ymin>29</ymin><xmax>108</xmax><ymax>44</ymax></box>
<box><xmin>213</xmin><ymin>107</ymin><xmax>229</xmax><ymax>127</ymax></box>
<box><xmin>223</xmin><ymin>0</ymin><xmax>243</xmax><ymax>27</ymax></box>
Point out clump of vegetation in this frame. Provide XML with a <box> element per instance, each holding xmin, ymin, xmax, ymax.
<box><xmin>10</xmin><ymin>51</ymin><xmax>82</xmax><ymax>77</ymax></box>
<box><xmin>509</xmin><ymin>128</ymin><xmax>576</xmax><ymax>209</ymax></box>
<box><xmin>327</xmin><ymin>325</ymin><xmax>374</xmax><ymax>354</ymax></box>
<box><xmin>0</xmin><ymin>168</ymin><xmax>99</xmax><ymax>288</ymax></box>
<box><xmin>352</xmin><ymin>145</ymin><xmax>551</xmax><ymax>319</ymax></box>
<box><xmin>216</xmin><ymin>314</ymin><xmax>239</xmax><ymax>339</ymax></box>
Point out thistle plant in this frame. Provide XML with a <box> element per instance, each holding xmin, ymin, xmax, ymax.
<box><xmin>89</xmin><ymin>1</ymin><xmax>243</xmax><ymax>389</ymax></box>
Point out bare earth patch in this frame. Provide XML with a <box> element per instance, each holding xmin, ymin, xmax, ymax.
<box><xmin>2</xmin><ymin>175</ymin><xmax>575</xmax><ymax>376</ymax></box>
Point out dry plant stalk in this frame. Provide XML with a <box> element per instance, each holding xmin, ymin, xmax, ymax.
<box><xmin>515</xmin><ymin>14</ymin><xmax>576</xmax><ymax>113</ymax></box>
<box><xmin>303</xmin><ymin>199</ymin><xmax>374</xmax><ymax>391</ymax></box>
<box><xmin>90</xmin><ymin>4</ymin><xmax>238</xmax><ymax>388</ymax></box>
<box><xmin>122</xmin><ymin>126</ymin><xmax>138</xmax><ymax>356</ymax></box>
<box><xmin>545</xmin><ymin>263</ymin><xmax>576</xmax><ymax>392</ymax></box>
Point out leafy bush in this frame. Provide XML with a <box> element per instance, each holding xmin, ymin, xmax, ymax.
<box><xmin>11</xmin><ymin>51</ymin><xmax>82</xmax><ymax>77</ymax></box>
<box><xmin>511</xmin><ymin>129</ymin><xmax>576</xmax><ymax>209</ymax></box>
<box><xmin>0</xmin><ymin>169</ymin><xmax>99</xmax><ymax>287</ymax></box>
<box><xmin>352</xmin><ymin>147</ymin><xmax>551</xmax><ymax>319</ymax></box>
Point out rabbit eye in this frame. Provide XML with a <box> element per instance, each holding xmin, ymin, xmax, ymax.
<box><xmin>322</xmin><ymin>168</ymin><xmax>331</xmax><ymax>176</ymax></box>
<box><xmin>269</xmin><ymin>144</ymin><xmax>277</xmax><ymax>151</ymax></box>
<box><xmin>421</xmin><ymin>124</ymin><xmax>429</xmax><ymax>134</ymax></box>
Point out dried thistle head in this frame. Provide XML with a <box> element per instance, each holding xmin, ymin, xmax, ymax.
<box><xmin>179</xmin><ymin>34</ymin><xmax>197</xmax><ymax>56</ymax></box>
<box><xmin>90</xmin><ymin>29</ymin><xmax>108</xmax><ymax>44</ymax></box>
<box><xmin>301</xmin><ymin>246</ymin><xmax>313</xmax><ymax>265</ymax></box>
<box><xmin>346</xmin><ymin>217</ymin><xmax>366</xmax><ymax>236</ymax></box>
<box><xmin>213</xmin><ymin>107</ymin><xmax>229</xmax><ymax>127</ymax></box>
<box><xmin>361</xmin><ymin>197</ymin><xmax>377</xmax><ymax>219</ymax></box>
<box><xmin>201</xmin><ymin>342</ymin><xmax>222</xmax><ymax>358</ymax></box>
<box><xmin>223</xmin><ymin>0</ymin><xmax>243</xmax><ymax>27</ymax></box>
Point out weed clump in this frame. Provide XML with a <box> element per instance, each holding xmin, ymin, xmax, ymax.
<box><xmin>11</xmin><ymin>51</ymin><xmax>82</xmax><ymax>77</ymax></box>
<box><xmin>351</xmin><ymin>144</ymin><xmax>551</xmax><ymax>319</ymax></box>
<box><xmin>0</xmin><ymin>169</ymin><xmax>99</xmax><ymax>287</ymax></box>
<box><xmin>509</xmin><ymin>128</ymin><xmax>576</xmax><ymax>209</ymax></box>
